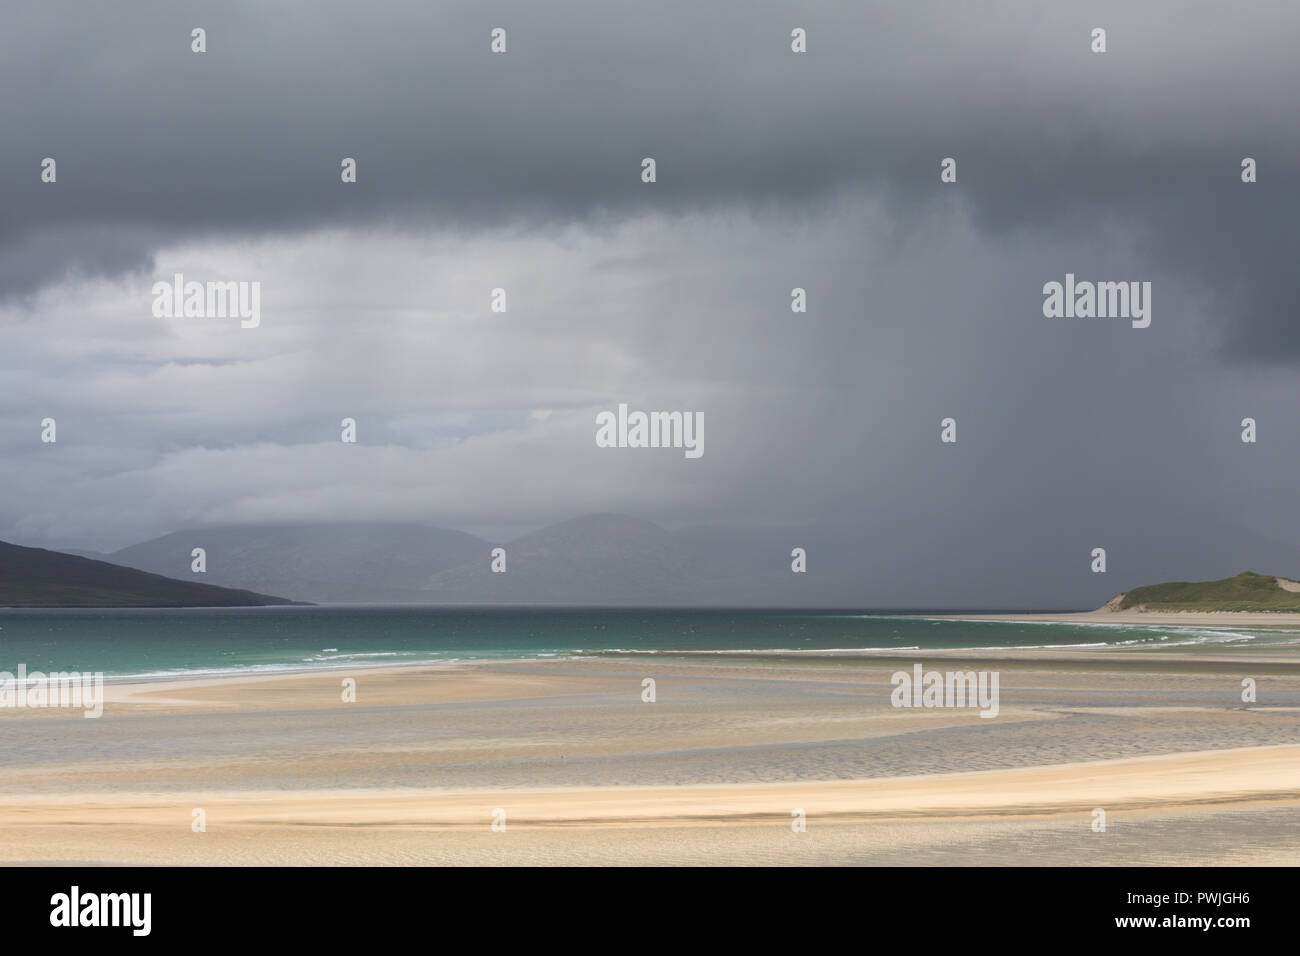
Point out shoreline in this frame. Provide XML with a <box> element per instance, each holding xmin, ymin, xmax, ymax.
<box><xmin>65</xmin><ymin>614</ymin><xmax>1300</xmax><ymax>686</ymax></box>
<box><xmin>93</xmin><ymin>634</ymin><xmax>1299</xmax><ymax>686</ymax></box>
<box><xmin>9</xmin><ymin>606</ymin><xmax>1297</xmax><ymax>688</ymax></box>
<box><xmin>87</xmin><ymin>637</ymin><xmax>1300</xmax><ymax>688</ymax></box>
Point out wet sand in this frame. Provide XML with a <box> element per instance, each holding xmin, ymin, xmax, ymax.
<box><xmin>1</xmin><ymin>653</ymin><xmax>1297</xmax><ymax>864</ymax></box>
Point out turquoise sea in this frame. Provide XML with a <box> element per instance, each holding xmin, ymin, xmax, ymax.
<box><xmin>0</xmin><ymin>606</ymin><xmax>1296</xmax><ymax>680</ymax></box>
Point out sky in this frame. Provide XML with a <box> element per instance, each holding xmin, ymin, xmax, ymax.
<box><xmin>1</xmin><ymin>1</ymin><xmax>1297</xmax><ymax>607</ymax></box>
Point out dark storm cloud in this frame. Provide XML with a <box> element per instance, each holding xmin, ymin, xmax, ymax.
<box><xmin>1</xmin><ymin>1</ymin><xmax>1298</xmax><ymax>607</ymax></box>
<box><xmin>1</xmin><ymin>1</ymin><xmax>1296</xmax><ymax>356</ymax></box>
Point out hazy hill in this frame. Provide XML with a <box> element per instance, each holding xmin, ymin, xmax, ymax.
<box><xmin>419</xmin><ymin>513</ymin><xmax>702</xmax><ymax>604</ymax></box>
<box><xmin>107</xmin><ymin>523</ymin><xmax>489</xmax><ymax>604</ymax></box>
<box><xmin>1100</xmin><ymin>571</ymin><xmax>1300</xmax><ymax>612</ymax></box>
<box><xmin>83</xmin><ymin>514</ymin><xmax>897</xmax><ymax>606</ymax></box>
<box><xmin>0</xmin><ymin>540</ymin><xmax>297</xmax><ymax>607</ymax></box>
<box><xmin>419</xmin><ymin>514</ymin><xmax>880</xmax><ymax>605</ymax></box>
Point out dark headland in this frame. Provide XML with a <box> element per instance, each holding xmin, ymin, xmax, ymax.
<box><xmin>0</xmin><ymin>539</ymin><xmax>301</xmax><ymax>608</ymax></box>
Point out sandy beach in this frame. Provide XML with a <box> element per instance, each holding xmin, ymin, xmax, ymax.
<box><xmin>2</xmin><ymin>651</ymin><xmax>1298</xmax><ymax>865</ymax></box>
<box><xmin>933</xmin><ymin>609</ymin><xmax>1300</xmax><ymax>628</ymax></box>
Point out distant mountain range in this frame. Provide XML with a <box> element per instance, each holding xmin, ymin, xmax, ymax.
<box><xmin>53</xmin><ymin>514</ymin><xmax>859</xmax><ymax>606</ymax></box>
<box><xmin>1099</xmin><ymin>571</ymin><xmax>1300</xmax><ymax>613</ymax></box>
<box><xmin>0</xmin><ymin>540</ymin><xmax>298</xmax><ymax>608</ymax></box>
<box><xmin>106</xmin><ymin>522</ymin><xmax>486</xmax><ymax>604</ymax></box>
<box><xmin>14</xmin><ymin>521</ymin><xmax>1300</xmax><ymax>611</ymax></box>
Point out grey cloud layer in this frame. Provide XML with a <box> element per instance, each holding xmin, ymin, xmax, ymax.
<box><xmin>3</xmin><ymin>1</ymin><xmax>1297</xmax><ymax>355</ymax></box>
<box><xmin>1</xmin><ymin>1</ymin><xmax>1297</xmax><ymax>606</ymax></box>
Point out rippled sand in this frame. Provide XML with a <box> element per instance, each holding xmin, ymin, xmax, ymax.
<box><xmin>1</xmin><ymin>652</ymin><xmax>1297</xmax><ymax>864</ymax></box>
